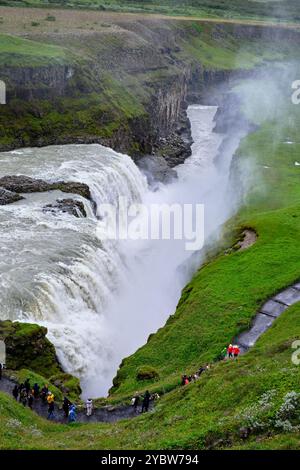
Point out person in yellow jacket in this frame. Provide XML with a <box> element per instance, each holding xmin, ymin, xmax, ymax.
<box><xmin>47</xmin><ymin>392</ymin><xmax>54</xmax><ymax>404</ymax></box>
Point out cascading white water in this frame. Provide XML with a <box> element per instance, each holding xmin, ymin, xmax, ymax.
<box><xmin>0</xmin><ymin>105</ymin><xmax>242</xmax><ymax>397</ymax></box>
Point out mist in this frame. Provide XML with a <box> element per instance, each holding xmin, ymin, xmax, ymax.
<box><xmin>1</xmin><ymin>61</ymin><xmax>294</xmax><ymax>398</ymax></box>
<box><xmin>78</xmin><ymin>104</ymin><xmax>249</xmax><ymax>397</ymax></box>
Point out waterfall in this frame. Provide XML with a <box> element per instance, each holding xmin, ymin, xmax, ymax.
<box><xmin>0</xmin><ymin>106</ymin><xmax>242</xmax><ymax>397</ymax></box>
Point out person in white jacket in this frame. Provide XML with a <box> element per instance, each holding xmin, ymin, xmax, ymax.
<box><xmin>86</xmin><ymin>398</ymin><xmax>93</xmax><ymax>417</ymax></box>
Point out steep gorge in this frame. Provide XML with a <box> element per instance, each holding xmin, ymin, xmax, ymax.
<box><xmin>1</xmin><ymin>12</ymin><xmax>300</xmax><ymax>160</ymax></box>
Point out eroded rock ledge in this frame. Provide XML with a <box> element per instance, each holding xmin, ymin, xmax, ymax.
<box><xmin>44</xmin><ymin>198</ymin><xmax>87</xmax><ymax>218</ymax></box>
<box><xmin>0</xmin><ymin>175</ymin><xmax>91</xmax><ymax>200</ymax></box>
<box><xmin>0</xmin><ymin>187</ymin><xmax>24</xmax><ymax>205</ymax></box>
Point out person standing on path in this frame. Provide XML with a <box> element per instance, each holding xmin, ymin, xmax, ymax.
<box><xmin>233</xmin><ymin>345</ymin><xmax>240</xmax><ymax>359</ymax></box>
<box><xmin>28</xmin><ymin>393</ymin><xmax>34</xmax><ymax>409</ymax></box>
<box><xmin>68</xmin><ymin>405</ymin><xmax>77</xmax><ymax>423</ymax></box>
<box><xmin>132</xmin><ymin>393</ymin><xmax>140</xmax><ymax>414</ymax></box>
<box><xmin>20</xmin><ymin>388</ymin><xmax>27</xmax><ymax>407</ymax></box>
<box><xmin>86</xmin><ymin>398</ymin><xmax>93</xmax><ymax>417</ymax></box>
<box><xmin>63</xmin><ymin>397</ymin><xmax>71</xmax><ymax>418</ymax></box>
<box><xmin>227</xmin><ymin>344</ymin><xmax>234</xmax><ymax>359</ymax></box>
<box><xmin>142</xmin><ymin>390</ymin><xmax>151</xmax><ymax>413</ymax></box>
<box><xmin>12</xmin><ymin>384</ymin><xmax>19</xmax><ymax>401</ymax></box>
<box><xmin>41</xmin><ymin>384</ymin><xmax>49</xmax><ymax>403</ymax></box>
<box><xmin>24</xmin><ymin>378</ymin><xmax>31</xmax><ymax>396</ymax></box>
<box><xmin>47</xmin><ymin>400</ymin><xmax>55</xmax><ymax>420</ymax></box>
<box><xmin>33</xmin><ymin>383</ymin><xmax>40</xmax><ymax>399</ymax></box>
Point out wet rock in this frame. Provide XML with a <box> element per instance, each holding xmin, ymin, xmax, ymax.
<box><xmin>156</xmin><ymin>133</ymin><xmax>192</xmax><ymax>168</ymax></box>
<box><xmin>0</xmin><ymin>175</ymin><xmax>91</xmax><ymax>200</ymax></box>
<box><xmin>0</xmin><ymin>187</ymin><xmax>24</xmax><ymax>205</ymax></box>
<box><xmin>137</xmin><ymin>155</ymin><xmax>177</xmax><ymax>185</ymax></box>
<box><xmin>44</xmin><ymin>198</ymin><xmax>87</xmax><ymax>218</ymax></box>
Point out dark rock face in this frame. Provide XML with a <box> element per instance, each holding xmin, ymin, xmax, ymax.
<box><xmin>0</xmin><ymin>187</ymin><xmax>24</xmax><ymax>205</ymax></box>
<box><xmin>0</xmin><ymin>320</ymin><xmax>63</xmax><ymax>378</ymax></box>
<box><xmin>156</xmin><ymin>132</ymin><xmax>192</xmax><ymax>168</ymax></box>
<box><xmin>137</xmin><ymin>155</ymin><xmax>177</xmax><ymax>186</ymax></box>
<box><xmin>0</xmin><ymin>175</ymin><xmax>50</xmax><ymax>193</ymax></box>
<box><xmin>44</xmin><ymin>198</ymin><xmax>87</xmax><ymax>218</ymax></box>
<box><xmin>0</xmin><ymin>175</ymin><xmax>91</xmax><ymax>200</ymax></box>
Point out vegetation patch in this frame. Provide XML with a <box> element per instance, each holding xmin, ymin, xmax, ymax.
<box><xmin>0</xmin><ymin>320</ymin><xmax>62</xmax><ymax>378</ymax></box>
<box><xmin>136</xmin><ymin>366</ymin><xmax>160</xmax><ymax>382</ymax></box>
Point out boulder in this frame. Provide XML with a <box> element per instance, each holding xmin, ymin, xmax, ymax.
<box><xmin>0</xmin><ymin>320</ymin><xmax>63</xmax><ymax>378</ymax></box>
<box><xmin>0</xmin><ymin>187</ymin><xmax>24</xmax><ymax>205</ymax></box>
<box><xmin>0</xmin><ymin>175</ymin><xmax>91</xmax><ymax>200</ymax></box>
<box><xmin>44</xmin><ymin>198</ymin><xmax>87</xmax><ymax>218</ymax></box>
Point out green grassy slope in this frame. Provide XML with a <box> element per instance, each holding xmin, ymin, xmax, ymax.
<box><xmin>0</xmin><ymin>34</ymin><xmax>74</xmax><ymax>66</ymax></box>
<box><xmin>2</xmin><ymin>72</ymin><xmax>300</xmax><ymax>449</ymax></box>
<box><xmin>110</xmin><ymin>76</ymin><xmax>300</xmax><ymax>399</ymax></box>
<box><xmin>1</xmin><ymin>299</ymin><xmax>300</xmax><ymax>449</ymax></box>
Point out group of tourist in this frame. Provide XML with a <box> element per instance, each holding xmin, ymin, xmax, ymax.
<box><xmin>180</xmin><ymin>344</ymin><xmax>241</xmax><ymax>386</ymax></box>
<box><xmin>222</xmin><ymin>344</ymin><xmax>241</xmax><ymax>360</ymax></box>
<box><xmin>5</xmin><ymin>343</ymin><xmax>242</xmax><ymax>421</ymax></box>
<box><xmin>181</xmin><ymin>364</ymin><xmax>211</xmax><ymax>386</ymax></box>
<box><xmin>12</xmin><ymin>378</ymin><xmax>36</xmax><ymax>409</ymax></box>
<box><xmin>131</xmin><ymin>390</ymin><xmax>160</xmax><ymax>414</ymax></box>
<box><xmin>11</xmin><ymin>377</ymin><xmax>94</xmax><ymax>422</ymax></box>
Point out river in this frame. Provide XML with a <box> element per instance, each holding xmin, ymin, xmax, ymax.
<box><xmin>0</xmin><ymin>105</ymin><xmax>242</xmax><ymax>397</ymax></box>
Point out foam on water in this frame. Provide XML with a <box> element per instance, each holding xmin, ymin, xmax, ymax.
<box><xmin>0</xmin><ymin>106</ymin><xmax>242</xmax><ymax>397</ymax></box>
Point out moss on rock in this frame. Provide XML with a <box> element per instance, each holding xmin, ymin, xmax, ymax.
<box><xmin>0</xmin><ymin>320</ymin><xmax>62</xmax><ymax>378</ymax></box>
<box><xmin>49</xmin><ymin>373</ymin><xmax>82</xmax><ymax>402</ymax></box>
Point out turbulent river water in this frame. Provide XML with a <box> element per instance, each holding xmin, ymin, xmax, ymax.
<box><xmin>0</xmin><ymin>105</ymin><xmax>242</xmax><ymax>397</ymax></box>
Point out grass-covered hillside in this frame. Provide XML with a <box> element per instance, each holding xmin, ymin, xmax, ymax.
<box><xmin>110</xmin><ymin>72</ymin><xmax>300</xmax><ymax>401</ymax></box>
<box><xmin>1</xmin><ymin>69</ymin><xmax>300</xmax><ymax>449</ymax></box>
<box><xmin>2</xmin><ymin>0</ymin><xmax>300</xmax><ymax>23</ymax></box>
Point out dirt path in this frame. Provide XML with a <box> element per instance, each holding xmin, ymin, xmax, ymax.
<box><xmin>0</xmin><ymin>6</ymin><xmax>299</xmax><ymax>37</ymax></box>
<box><xmin>0</xmin><ymin>376</ymin><xmax>152</xmax><ymax>424</ymax></box>
<box><xmin>236</xmin><ymin>283</ymin><xmax>300</xmax><ymax>353</ymax></box>
<box><xmin>236</xmin><ymin>229</ymin><xmax>257</xmax><ymax>251</ymax></box>
<box><xmin>1</xmin><ymin>280</ymin><xmax>300</xmax><ymax>422</ymax></box>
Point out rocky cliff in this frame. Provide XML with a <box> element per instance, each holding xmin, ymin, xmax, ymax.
<box><xmin>1</xmin><ymin>12</ymin><xmax>299</xmax><ymax>163</ymax></box>
<box><xmin>0</xmin><ymin>320</ymin><xmax>62</xmax><ymax>377</ymax></box>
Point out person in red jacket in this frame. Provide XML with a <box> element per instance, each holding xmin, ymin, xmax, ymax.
<box><xmin>227</xmin><ymin>344</ymin><xmax>233</xmax><ymax>359</ymax></box>
<box><xmin>233</xmin><ymin>345</ymin><xmax>240</xmax><ymax>358</ymax></box>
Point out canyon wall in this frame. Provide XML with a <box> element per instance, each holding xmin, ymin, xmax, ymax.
<box><xmin>1</xmin><ymin>15</ymin><xmax>300</xmax><ymax>162</ymax></box>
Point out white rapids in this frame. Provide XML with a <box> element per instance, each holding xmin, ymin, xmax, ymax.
<box><xmin>0</xmin><ymin>105</ymin><xmax>242</xmax><ymax>397</ymax></box>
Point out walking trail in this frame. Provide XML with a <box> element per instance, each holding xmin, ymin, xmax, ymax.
<box><xmin>1</xmin><ymin>280</ymin><xmax>300</xmax><ymax>424</ymax></box>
